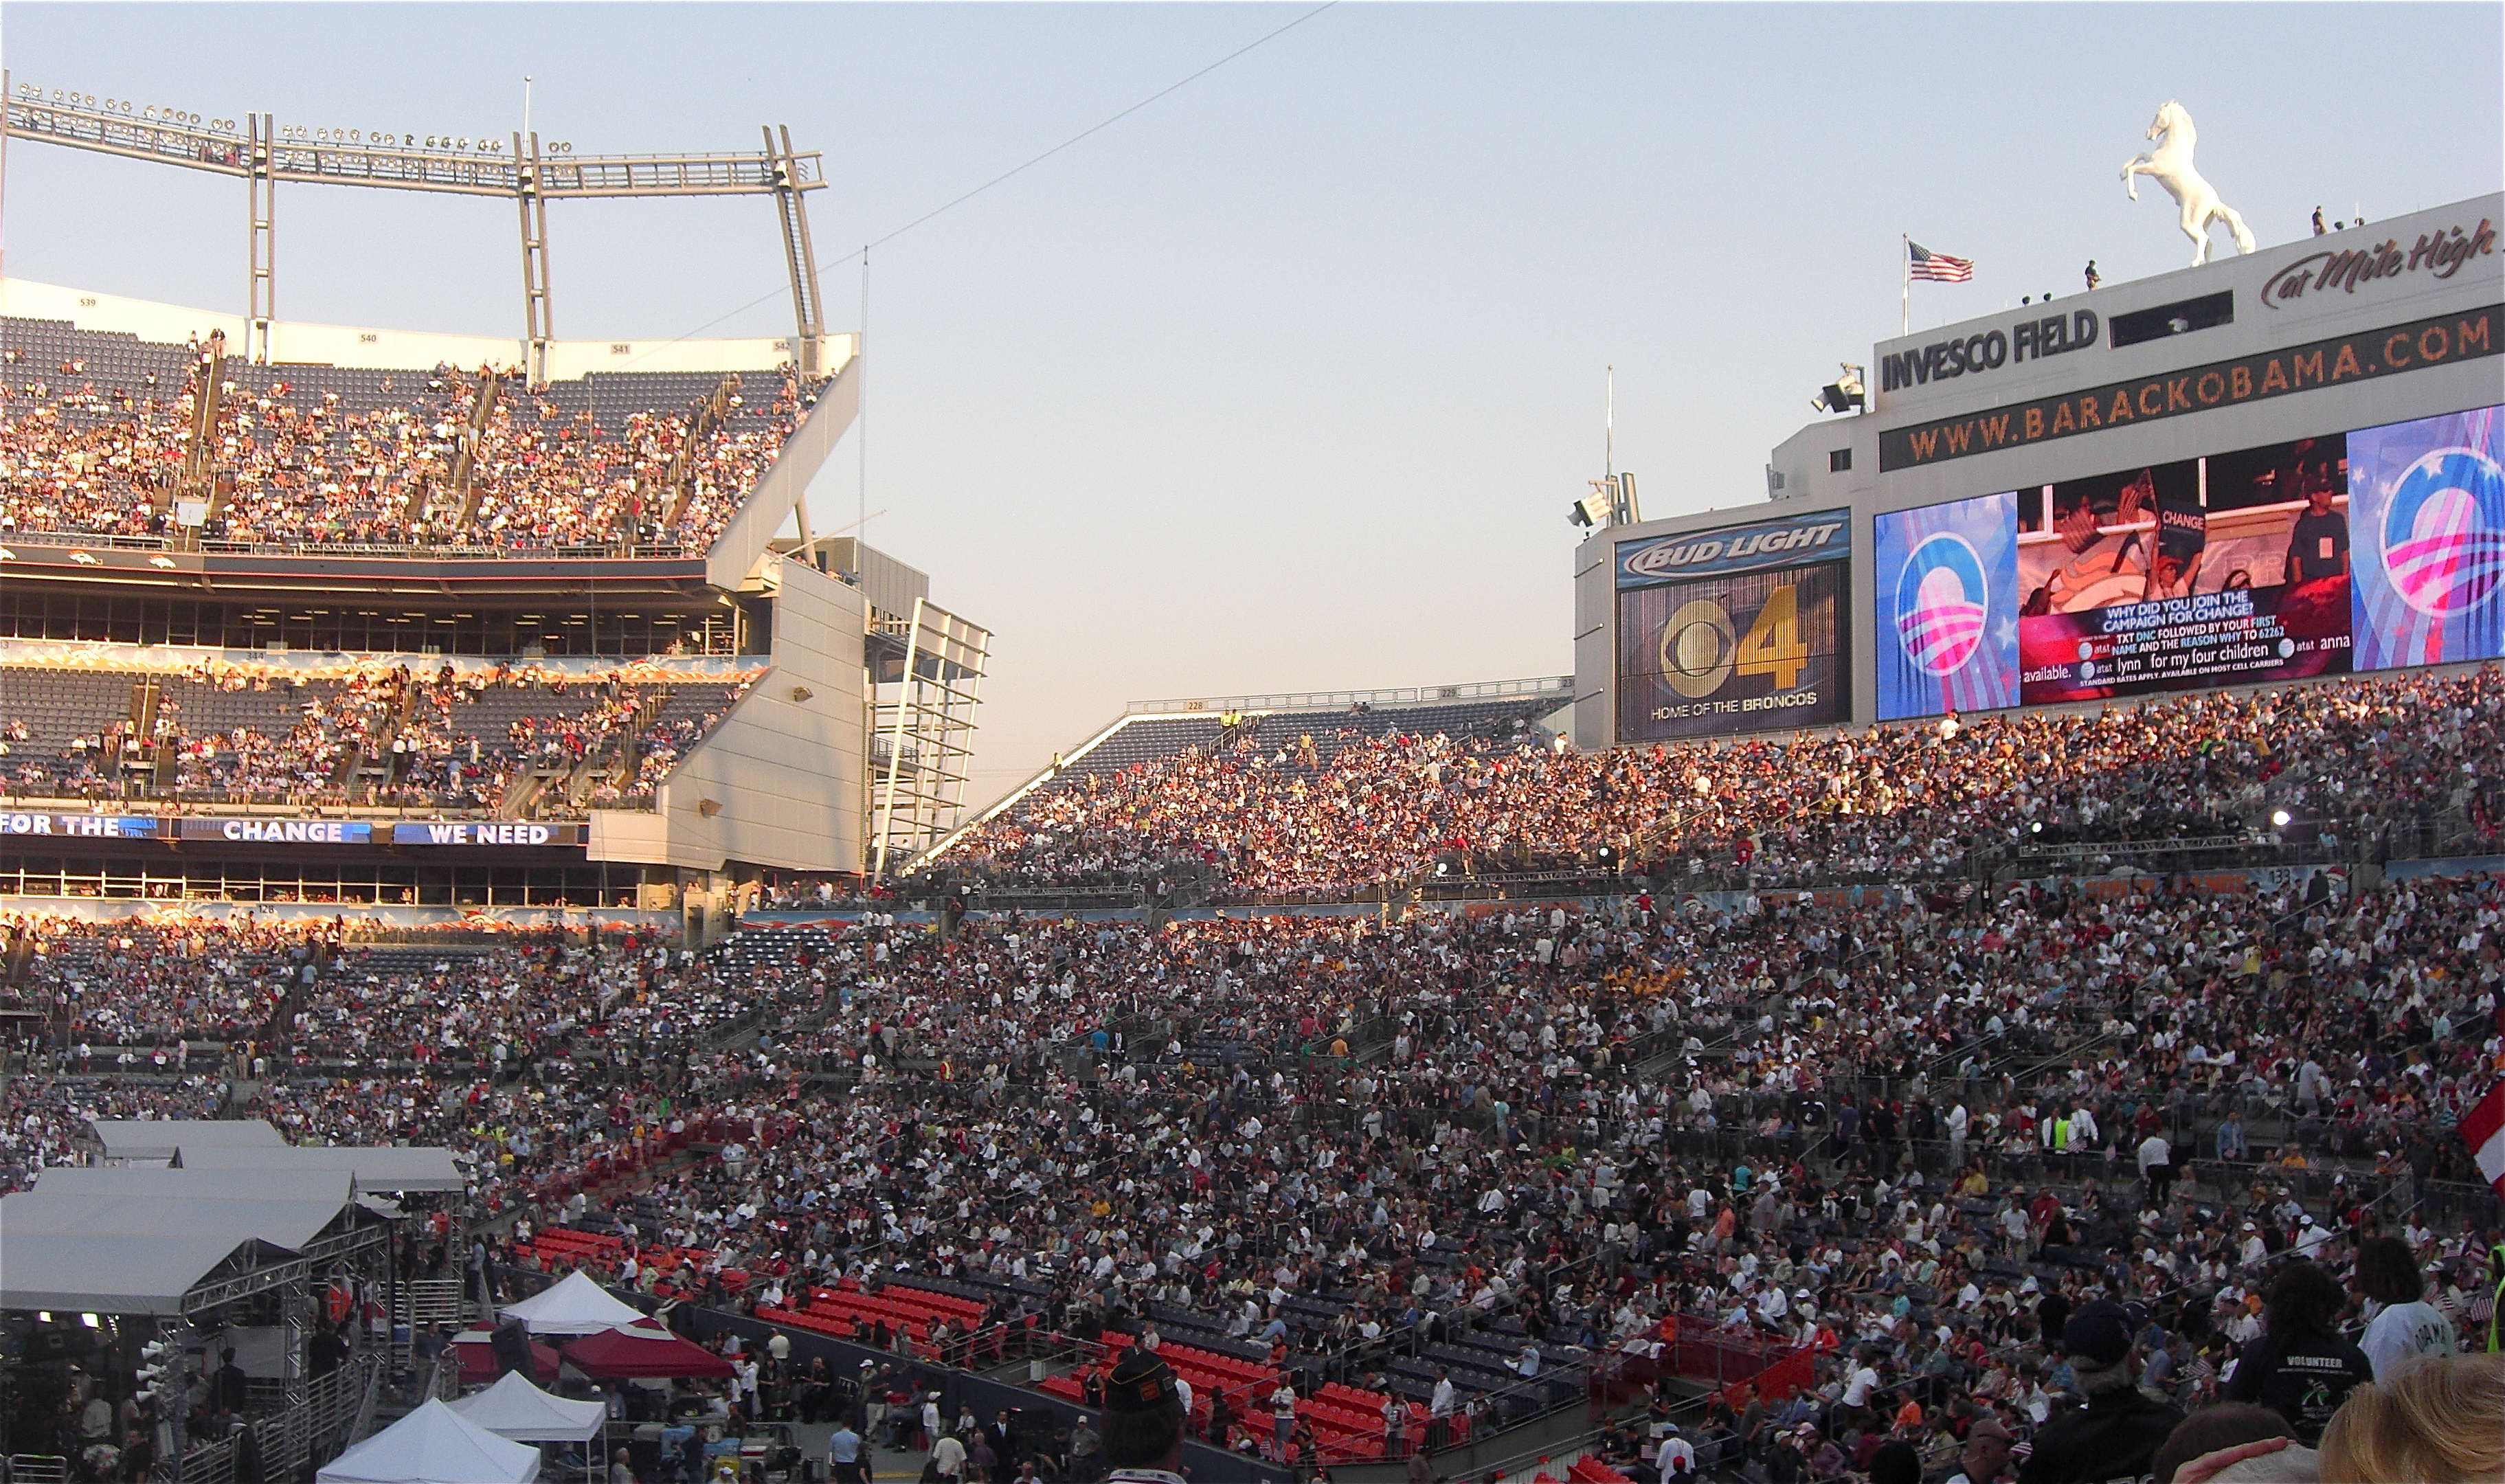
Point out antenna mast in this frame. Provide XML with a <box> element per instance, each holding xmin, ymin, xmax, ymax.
<box><xmin>1604</xmin><ymin>365</ymin><xmax>1614</xmax><ymax>479</ymax></box>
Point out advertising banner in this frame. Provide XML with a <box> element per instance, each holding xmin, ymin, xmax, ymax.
<box><xmin>2016</xmin><ymin>430</ymin><xmax>2355</xmax><ymax>704</ymax></box>
<box><xmin>390</xmin><ymin>822</ymin><xmax>585</xmax><ymax>846</ymax></box>
<box><xmin>1874</xmin><ymin>492</ymin><xmax>2020</xmax><ymax>720</ymax></box>
<box><xmin>2347</xmin><ymin>404</ymin><xmax>2505</xmax><ymax>671</ymax></box>
<box><xmin>177</xmin><ymin>818</ymin><xmax>373</xmax><ymax>844</ymax></box>
<box><xmin>0</xmin><ymin>813</ymin><xmax>160</xmax><ymax>840</ymax></box>
<box><xmin>1616</xmin><ymin>510</ymin><xmax>1850</xmax><ymax>741</ymax></box>
<box><xmin>1878</xmin><ymin>304</ymin><xmax>2500</xmax><ymax>471</ymax></box>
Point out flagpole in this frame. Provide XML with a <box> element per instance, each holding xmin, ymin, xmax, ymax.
<box><xmin>1901</xmin><ymin>234</ymin><xmax>1911</xmax><ymax>336</ymax></box>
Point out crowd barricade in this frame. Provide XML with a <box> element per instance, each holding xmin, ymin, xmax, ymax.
<box><xmin>1590</xmin><ymin>1316</ymin><xmax>1808</xmax><ymax>1405</ymax></box>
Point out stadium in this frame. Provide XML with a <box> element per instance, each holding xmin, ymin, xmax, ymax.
<box><xmin>3</xmin><ymin>54</ymin><xmax>2504</xmax><ymax>1484</ymax></box>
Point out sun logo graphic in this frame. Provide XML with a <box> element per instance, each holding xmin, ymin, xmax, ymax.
<box><xmin>2381</xmin><ymin>447</ymin><xmax>2505</xmax><ymax>620</ymax></box>
<box><xmin>1894</xmin><ymin>533</ymin><xmax>1989</xmax><ymax>675</ymax></box>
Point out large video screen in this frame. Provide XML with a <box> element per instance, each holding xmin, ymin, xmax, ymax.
<box><xmin>2014</xmin><ymin>429</ymin><xmax>2356</xmax><ymax>705</ymax></box>
<box><xmin>1870</xmin><ymin>403</ymin><xmax>2503</xmax><ymax>715</ymax></box>
<box><xmin>1616</xmin><ymin>509</ymin><xmax>1850</xmax><ymax>741</ymax></box>
<box><xmin>1875</xmin><ymin>491</ymin><xmax>2020</xmax><ymax>721</ymax></box>
<box><xmin>2348</xmin><ymin>405</ymin><xmax>2505</xmax><ymax>671</ymax></box>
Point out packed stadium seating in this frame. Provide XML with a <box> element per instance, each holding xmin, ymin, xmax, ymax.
<box><xmin>936</xmin><ymin>666</ymin><xmax>2505</xmax><ymax>899</ymax></box>
<box><xmin>0</xmin><ymin>660</ymin><xmax>752</xmax><ymax>812</ymax></box>
<box><xmin>3</xmin><ymin>662</ymin><xmax>2500</xmax><ymax>1481</ymax></box>
<box><xmin>0</xmin><ymin>315</ymin><xmax>824</xmax><ymax>552</ymax></box>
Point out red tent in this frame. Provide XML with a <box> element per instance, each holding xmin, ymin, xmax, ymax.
<box><xmin>450</xmin><ymin>1330</ymin><xmax>561</xmax><ymax>1385</ymax></box>
<box><xmin>561</xmin><ymin>1324</ymin><xmax>734</xmax><ymax>1380</ymax></box>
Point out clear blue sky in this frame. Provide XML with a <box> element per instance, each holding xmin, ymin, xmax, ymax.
<box><xmin>4</xmin><ymin>3</ymin><xmax>2499</xmax><ymax>798</ymax></box>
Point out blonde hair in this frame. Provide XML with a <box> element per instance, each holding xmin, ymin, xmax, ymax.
<box><xmin>2316</xmin><ymin>1352</ymin><xmax>2505</xmax><ymax>1483</ymax></box>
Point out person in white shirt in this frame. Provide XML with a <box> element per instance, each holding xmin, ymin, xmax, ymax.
<box><xmin>2137</xmin><ymin>1132</ymin><xmax>2173</xmax><ymax>1203</ymax></box>
<box><xmin>1655</xmin><ymin>1425</ymin><xmax>1697</xmax><ymax>1478</ymax></box>
<box><xmin>1841</xmin><ymin>1352</ymin><xmax>1880</xmax><ymax>1425</ymax></box>
<box><xmin>2355</xmin><ymin>1235</ymin><xmax>2458</xmax><ymax>1380</ymax></box>
<box><xmin>932</xmin><ymin>1431</ymin><xmax>967</xmax><ymax>1483</ymax></box>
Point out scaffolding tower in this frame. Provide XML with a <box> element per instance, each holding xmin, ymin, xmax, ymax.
<box><xmin>870</xmin><ymin>599</ymin><xmax>989</xmax><ymax>879</ymax></box>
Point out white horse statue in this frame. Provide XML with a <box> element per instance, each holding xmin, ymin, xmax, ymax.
<box><xmin>2120</xmin><ymin>101</ymin><xmax>2257</xmax><ymax>266</ymax></box>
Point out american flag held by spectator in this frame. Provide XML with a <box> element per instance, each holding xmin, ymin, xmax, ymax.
<box><xmin>2467</xmin><ymin>1080</ymin><xmax>2505</xmax><ymax>1196</ymax></box>
<box><xmin>1907</xmin><ymin>240</ymin><xmax>1975</xmax><ymax>282</ymax></box>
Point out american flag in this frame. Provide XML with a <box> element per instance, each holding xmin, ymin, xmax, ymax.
<box><xmin>1908</xmin><ymin>240</ymin><xmax>1975</xmax><ymax>282</ymax></box>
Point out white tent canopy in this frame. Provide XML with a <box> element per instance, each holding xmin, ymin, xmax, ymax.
<box><xmin>171</xmin><ymin>1144</ymin><xmax>464</xmax><ymax>1192</ymax></box>
<box><xmin>496</xmin><ymin>1270</ymin><xmax>650</xmax><ymax>1336</ymax></box>
<box><xmin>316</xmin><ymin>1399</ymin><xmax>539</xmax><ymax>1484</ymax></box>
<box><xmin>83</xmin><ymin>1118</ymin><xmax>285</xmax><ymax>1163</ymax></box>
<box><xmin>447</xmin><ymin>1371</ymin><xmax>606</xmax><ymax>1443</ymax></box>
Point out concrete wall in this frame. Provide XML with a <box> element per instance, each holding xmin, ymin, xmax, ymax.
<box><xmin>1574</xmin><ymin>192</ymin><xmax>2505</xmax><ymax>749</ymax></box>
<box><xmin>820</xmin><ymin>537</ymin><xmax>931</xmax><ymax>625</ymax></box>
<box><xmin>706</xmin><ymin>353</ymin><xmax>860</xmax><ymax>588</ymax></box>
<box><xmin>589</xmin><ymin>559</ymin><xmax>867</xmax><ymax>873</ymax></box>
<box><xmin>0</xmin><ymin>276</ymin><xmax>856</xmax><ymax>379</ymax></box>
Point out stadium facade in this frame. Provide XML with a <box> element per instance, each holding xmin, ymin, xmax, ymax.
<box><xmin>0</xmin><ymin>281</ymin><xmax>986</xmax><ymax>923</ymax></box>
<box><xmin>1575</xmin><ymin>190</ymin><xmax>2505</xmax><ymax>750</ymax></box>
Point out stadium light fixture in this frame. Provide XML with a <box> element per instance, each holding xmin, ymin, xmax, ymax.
<box><xmin>2271</xmin><ymin>809</ymin><xmax>2292</xmax><ymax>828</ymax></box>
<box><xmin>1813</xmin><ymin>364</ymin><xmax>1867</xmax><ymax>415</ymax></box>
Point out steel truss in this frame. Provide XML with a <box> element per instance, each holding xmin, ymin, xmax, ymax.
<box><xmin>1</xmin><ymin>76</ymin><xmax>833</xmax><ymax>376</ymax></box>
<box><xmin>871</xmin><ymin>599</ymin><xmax>990</xmax><ymax>879</ymax></box>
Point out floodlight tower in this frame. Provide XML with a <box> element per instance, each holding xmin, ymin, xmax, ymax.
<box><xmin>0</xmin><ymin>74</ymin><xmax>833</xmax><ymax>383</ymax></box>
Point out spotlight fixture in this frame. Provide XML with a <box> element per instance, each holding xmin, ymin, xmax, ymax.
<box><xmin>1813</xmin><ymin>363</ymin><xmax>1867</xmax><ymax>415</ymax></box>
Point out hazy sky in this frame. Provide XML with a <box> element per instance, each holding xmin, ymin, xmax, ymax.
<box><xmin>3</xmin><ymin>3</ymin><xmax>2499</xmax><ymax>800</ymax></box>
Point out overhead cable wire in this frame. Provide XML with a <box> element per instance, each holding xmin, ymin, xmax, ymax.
<box><xmin>618</xmin><ymin>2</ymin><xmax>1337</xmax><ymax>366</ymax></box>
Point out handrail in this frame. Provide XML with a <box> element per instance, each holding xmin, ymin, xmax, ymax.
<box><xmin>1125</xmin><ymin>677</ymin><xmax>1573</xmax><ymax>716</ymax></box>
<box><xmin>0</xmin><ymin>525</ymin><xmax>705</xmax><ymax>561</ymax></box>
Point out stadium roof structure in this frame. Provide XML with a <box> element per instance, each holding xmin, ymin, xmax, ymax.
<box><xmin>169</xmin><ymin>1143</ymin><xmax>465</xmax><ymax>1192</ymax></box>
<box><xmin>80</xmin><ymin>1117</ymin><xmax>287</xmax><ymax>1162</ymax></box>
<box><xmin>0</xmin><ymin>1232</ymin><xmax>307</xmax><ymax>1316</ymax></box>
<box><xmin>2</xmin><ymin>74</ymin><xmax>835</xmax><ymax>382</ymax></box>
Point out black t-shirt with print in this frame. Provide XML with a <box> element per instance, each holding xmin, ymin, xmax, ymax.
<box><xmin>2221</xmin><ymin>1330</ymin><xmax>2374</xmax><ymax>1443</ymax></box>
<box><xmin>2289</xmin><ymin>509</ymin><xmax>2349</xmax><ymax>582</ymax></box>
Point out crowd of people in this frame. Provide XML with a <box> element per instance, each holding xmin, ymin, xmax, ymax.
<box><xmin>0</xmin><ymin>349</ymin><xmax>822</xmax><ymax>552</ymax></box>
<box><xmin>1</xmin><ymin>665</ymin><xmax>2501</xmax><ymax>1483</ymax></box>
<box><xmin>943</xmin><ymin>666</ymin><xmax>2505</xmax><ymax>899</ymax></box>
<box><xmin>3</xmin><ymin>866</ymin><xmax>2497</xmax><ymax>1474</ymax></box>
<box><xmin>0</xmin><ymin>660</ymin><xmax>752</xmax><ymax>811</ymax></box>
